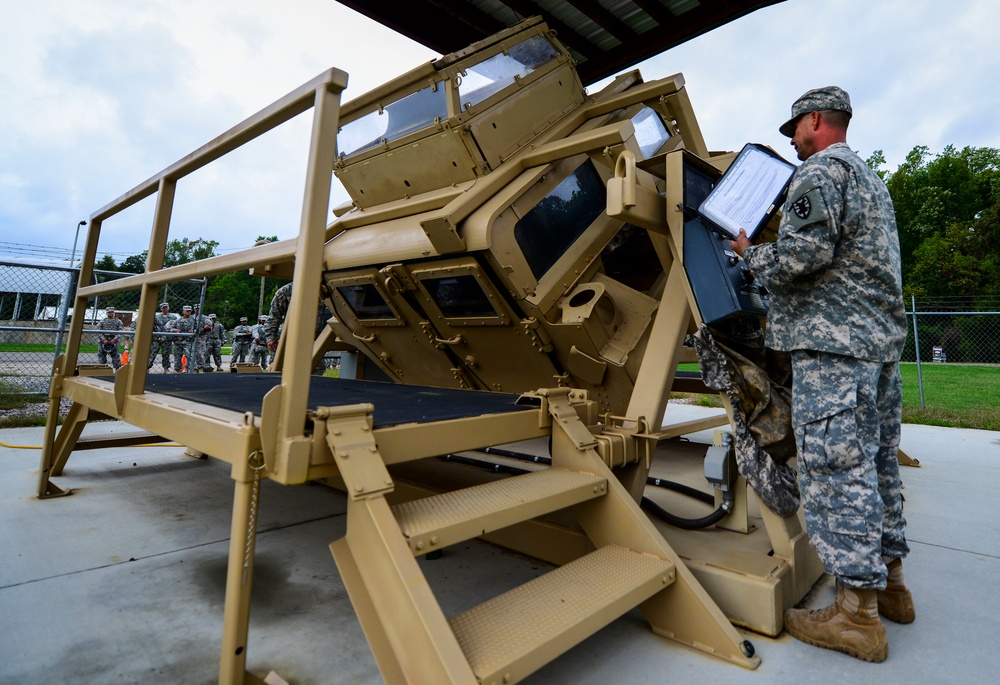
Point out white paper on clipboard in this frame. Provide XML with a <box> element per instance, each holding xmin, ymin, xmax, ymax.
<box><xmin>697</xmin><ymin>144</ymin><xmax>796</xmax><ymax>240</ymax></box>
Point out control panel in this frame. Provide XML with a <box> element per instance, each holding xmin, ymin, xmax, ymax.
<box><xmin>682</xmin><ymin>218</ymin><xmax>768</xmax><ymax>326</ymax></box>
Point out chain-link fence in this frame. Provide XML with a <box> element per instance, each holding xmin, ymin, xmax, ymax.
<box><xmin>0</xmin><ymin>260</ymin><xmax>206</xmax><ymax>395</ymax></box>
<box><xmin>902</xmin><ymin>296</ymin><xmax>1000</xmax><ymax>409</ymax></box>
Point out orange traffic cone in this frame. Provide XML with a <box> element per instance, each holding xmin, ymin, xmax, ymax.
<box><xmin>181</xmin><ymin>354</ymin><xmax>187</xmax><ymax>371</ymax></box>
<box><xmin>121</xmin><ymin>341</ymin><xmax>130</xmax><ymax>365</ymax></box>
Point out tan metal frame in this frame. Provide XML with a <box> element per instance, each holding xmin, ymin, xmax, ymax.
<box><xmin>34</xmin><ymin>18</ymin><xmax>897</xmax><ymax>683</ymax></box>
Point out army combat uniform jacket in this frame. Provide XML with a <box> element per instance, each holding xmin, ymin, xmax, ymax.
<box><xmin>742</xmin><ymin>142</ymin><xmax>906</xmax><ymax>362</ymax></box>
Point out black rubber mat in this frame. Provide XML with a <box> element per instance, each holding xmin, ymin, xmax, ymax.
<box><xmin>97</xmin><ymin>374</ymin><xmax>531</xmax><ymax>429</ymax></box>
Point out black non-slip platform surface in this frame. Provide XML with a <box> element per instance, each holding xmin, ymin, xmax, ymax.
<box><xmin>96</xmin><ymin>374</ymin><xmax>531</xmax><ymax>429</ymax></box>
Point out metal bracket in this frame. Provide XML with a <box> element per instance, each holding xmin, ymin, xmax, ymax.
<box><xmin>537</xmin><ymin>387</ymin><xmax>597</xmax><ymax>451</ymax></box>
<box><xmin>318</xmin><ymin>404</ymin><xmax>394</xmax><ymax>500</ymax></box>
<box><xmin>594</xmin><ymin>413</ymin><xmax>656</xmax><ymax>469</ymax></box>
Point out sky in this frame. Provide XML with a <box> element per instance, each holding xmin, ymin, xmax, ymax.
<box><xmin>2</xmin><ymin>0</ymin><xmax>999</xmax><ymax>265</ymax></box>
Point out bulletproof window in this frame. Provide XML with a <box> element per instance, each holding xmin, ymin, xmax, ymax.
<box><xmin>601</xmin><ymin>224</ymin><xmax>664</xmax><ymax>294</ymax></box>
<box><xmin>514</xmin><ymin>161</ymin><xmax>606</xmax><ymax>280</ymax></box>
<box><xmin>336</xmin><ymin>284</ymin><xmax>395</xmax><ymax>321</ymax></box>
<box><xmin>631</xmin><ymin>107</ymin><xmax>671</xmax><ymax>159</ymax></box>
<box><xmin>422</xmin><ymin>275</ymin><xmax>498</xmax><ymax>318</ymax></box>
<box><xmin>338</xmin><ymin>82</ymin><xmax>448</xmax><ymax>158</ymax></box>
<box><xmin>458</xmin><ymin>35</ymin><xmax>560</xmax><ymax>109</ymax></box>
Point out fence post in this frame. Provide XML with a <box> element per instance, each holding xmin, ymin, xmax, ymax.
<box><xmin>911</xmin><ymin>295</ymin><xmax>925</xmax><ymax>409</ymax></box>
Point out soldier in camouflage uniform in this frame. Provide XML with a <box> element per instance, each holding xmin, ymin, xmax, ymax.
<box><xmin>250</xmin><ymin>315</ymin><xmax>270</xmax><ymax>370</ymax></box>
<box><xmin>264</xmin><ymin>282</ymin><xmax>330</xmax><ymax>373</ymax></box>
<box><xmin>96</xmin><ymin>306</ymin><xmax>125</xmax><ymax>370</ymax></box>
<box><xmin>207</xmin><ymin>313</ymin><xmax>226</xmax><ymax>372</ymax></box>
<box><xmin>168</xmin><ymin>305</ymin><xmax>196</xmax><ymax>372</ymax></box>
<box><xmin>231</xmin><ymin>316</ymin><xmax>252</xmax><ymax>368</ymax></box>
<box><xmin>191</xmin><ymin>304</ymin><xmax>214</xmax><ymax>372</ymax></box>
<box><xmin>148</xmin><ymin>302</ymin><xmax>177</xmax><ymax>372</ymax></box>
<box><xmin>731</xmin><ymin>87</ymin><xmax>913</xmax><ymax>663</ymax></box>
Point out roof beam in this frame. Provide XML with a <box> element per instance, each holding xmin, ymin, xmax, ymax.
<box><xmin>562</xmin><ymin>0</ymin><xmax>639</xmax><ymax>43</ymax></box>
<box><xmin>496</xmin><ymin>0</ymin><xmax>603</xmax><ymax>62</ymax></box>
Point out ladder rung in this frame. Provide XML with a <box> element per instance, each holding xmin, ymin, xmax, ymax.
<box><xmin>450</xmin><ymin>544</ymin><xmax>674</xmax><ymax>684</ymax></box>
<box><xmin>392</xmin><ymin>468</ymin><xmax>606</xmax><ymax>556</ymax></box>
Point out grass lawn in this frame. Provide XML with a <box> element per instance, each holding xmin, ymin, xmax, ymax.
<box><xmin>674</xmin><ymin>362</ymin><xmax>1000</xmax><ymax>432</ymax></box>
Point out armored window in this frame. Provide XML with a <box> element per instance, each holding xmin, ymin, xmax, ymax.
<box><xmin>514</xmin><ymin>162</ymin><xmax>606</xmax><ymax>280</ymax></box>
<box><xmin>631</xmin><ymin>107</ymin><xmax>671</xmax><ymax>159</ymax></box>
<box><xmin>601</xmin><ymin>224</ymin><xmax>664</xmax><ymax>293</ymax></box>
<box><xmin>458</xmin><ymin>36</ymin><xmax>560</xmax><ymax>109</ymax></box>
<box><xmin>336</xmin><ymin>284</ymin><xmax>395</xmax><ymax>321</ymax></box>
<box><xmin>338</xmin><ymin>83</ymin><xmax>448</xmax><ymax>158</ymax></box>
<box><xmin>422</xmin><ymin>275</ymin><xmax>498</xmax><ymax>318</ymax></box>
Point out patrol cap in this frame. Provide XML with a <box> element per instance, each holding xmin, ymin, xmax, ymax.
<box><xmin>240</xmin><ymin>316</ymin><xmax>248</xmax><ymax>322</ymax></box>
<box><xmin>209</xmin><ymin>313</ymin><xmax>217</xmax><ymax>318</ymax></box>
<box><xmin>779</xmin><ymin>86</ymin><xmax>852</xmax><ymax>137</ymax></box>
<box><xmin>159</xmin><ymin>302</ymin><xmax>169</xmax><ymax>308</ymax></box>
<box><xmin>182</xmin><ymin>305</ymin><xmax>192</xmax><ymax>312</ymax></box>
<box><xmin>193</xmin><ymin>303</ymin><xmax>200</xmax><ymax>308</ymax></box>
<box><xmin>105</xmin><ymin>306</ymin><xmax>114</xmax><ymax>312</ymax></box>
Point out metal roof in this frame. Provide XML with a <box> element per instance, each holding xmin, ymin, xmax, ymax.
<box><xmin>335</xmin><ymin>0</ymin><xmax>787</xmax><ymax>85</ymax></box>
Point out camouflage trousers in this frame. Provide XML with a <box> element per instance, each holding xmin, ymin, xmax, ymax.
<box><xmin>148</xmin><ymin>339</ymin><xmax>172</xmax><ymax>369</ymax></box>
<box><xmin>206</xmin><ymin>339</ymin><xmax>223</xmax><ymax>368</ymax></box>
<box><xmin>172</xmin><ymin>341</ymin><xmax>190</xmax><ymax>372</ymax></box>
<box><xmin>98</xmin><ymin>341</ymin><xmax>121</xmax><ymax>370</ymax></box>
<box><xmin>231</xmin><ymin>340</ymin><xmax>250</xmax><ymax>365</ymax></box>
<box><xmin>791</xmin><ymin>350</ymin><xmax>908</xmax><ymax>590</ymax></box>
<box><xmin>250</xmin><ymin>343</ymin><xmax>269</xmax><ymax>371</ymax></box>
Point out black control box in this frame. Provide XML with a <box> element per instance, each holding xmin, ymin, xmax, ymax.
<box><xmin>683</xmin><ymin>218</ymin><xmax>768</xmax><ymax>326</ymax></box>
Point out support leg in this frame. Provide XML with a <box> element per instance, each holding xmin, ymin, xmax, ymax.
<box><xmin>219</xmin><ymin>455</ymin><xmax>267</xmax><ymax>685</ymax></box>
<box><xmin>37</xmin><ymin>396</ymin><xmax>70</xmax><ymax>499</ymax></box>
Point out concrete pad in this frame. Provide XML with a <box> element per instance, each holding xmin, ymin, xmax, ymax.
<box><xmin>2</xmin><ymin>410</ymin><xmax>999</xmax><ymax>683</ymax></box>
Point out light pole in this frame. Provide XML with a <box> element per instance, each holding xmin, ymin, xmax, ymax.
<box><xmin>54</xmin><ymin>220</ymin><xmax>87</xmax><ymax>360</ymax></box>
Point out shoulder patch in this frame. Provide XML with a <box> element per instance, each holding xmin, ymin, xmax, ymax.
<box><xmin>792</xmin><ymin>194</ymin><xmax>812</xmax><ymax>219</ymax></box>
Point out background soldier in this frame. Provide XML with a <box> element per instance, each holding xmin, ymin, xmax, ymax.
<box><xmin>148</xmin><ymin>302</ymin><xmax>177</xmax><ymax>373</ymax></box>
<box><xmin>96</xmin><ymin>306</ymin><xmax>124</xmax><ymax>370</ymax></box>
<box><xmin>250</xmin><ymin>315</ymin><xmax>269</xmax><ymax>370</ymax></box>
<box><xmin>168</xmin><ymin>305</ymin><xmax>196</xmax><ymax>372</ymax></box>
<box><xmin>191</xmin><ymin>304</ymin><xmax>214</xmax><ymax>372</ymax></box>
<box><xmin>264</xmin><ymin>282</ymin><xmax>330</xmax><ymax>373</ymax></box>
<box><xmin>230</xmin><ymin>316</ymin><xmax>252</xmax><ymax>368</ymax></box>
<box><xmin>207</xmin><ymin>313</ymin><xmax>226</xmax><ymax>372</ymax></box>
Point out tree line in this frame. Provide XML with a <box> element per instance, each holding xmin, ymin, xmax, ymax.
<box><xmin>93</xmin><ymin>236</ymin><xmax>287</xmax><ymax>330</ymax></box>
<box><xmin>868</xmin><ymin>144</ymin><xmax>1000</xmax><ymax>306</ymax></box>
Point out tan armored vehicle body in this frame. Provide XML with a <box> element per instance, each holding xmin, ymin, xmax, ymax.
<box><xmin>323</xmin><ymin>18</ymin><xmax>703</xmax><ymax>416</ymax></box>
<box><xmin>37</xmin><ymin>17</ymin><xmax>839</xmax><ymax>685</ymax></box>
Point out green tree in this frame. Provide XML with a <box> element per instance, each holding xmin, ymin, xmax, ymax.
<box><xmin>95</xmin><ymin>254</ymin><xmax>118</xmax><ymax>272</ymax></box>
<box><xmin>886</xmin><ymin>145</ymin><xmax>1000</xmax><ymax>297</ymax></box>
<box><xmin>165</xmin><ymin>238</ymin><xmax>219</xmax><ymax>267</ymax></box>
<box><xmin>118</xmin><ymin>252</ymin><xmax>147</xmax><ymax>274</ymax></box>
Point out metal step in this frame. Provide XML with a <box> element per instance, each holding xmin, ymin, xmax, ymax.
<box><xmin>392</xmin><ymin>467</ymin><xmax>606</xmax><ymax>556</ymax></box>
<box><xmin>449</xmin><ymin>544</ymin><xmax>675</xmax><ymax>684</ymax></box>
<box><xmin>74</xmin><ymin>431</ymin><xmax>168</xmax><ymax>450</ymax></box>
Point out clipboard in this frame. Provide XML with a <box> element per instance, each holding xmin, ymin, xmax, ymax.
<box><xmin>696</xmin><ymin>143</ymin><xmax>797</xmax><ymax>241</ymax></box>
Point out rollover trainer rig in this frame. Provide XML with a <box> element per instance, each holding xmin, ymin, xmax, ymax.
<box><xmin>39</xmin><ymin>18</ymin><xmax>826</xmax><ymax>684</ymax></box>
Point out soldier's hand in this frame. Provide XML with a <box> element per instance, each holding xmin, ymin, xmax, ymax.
<box><xmin>729</xmin><ymin>228</ymin><xmax>752</xmax><ymax>257</ymax></box>
<box><xmin>267</xmin><ymin>339</ymin><xmax>277</xmax><ymax>352</ymax></box>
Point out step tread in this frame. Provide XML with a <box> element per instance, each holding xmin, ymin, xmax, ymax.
<box><xmin>76</xmin><ymin>430</ymin><xmax>164</xmax><ymax>444</ymax></box>
<box><xmin>449</xmin><ymin>544</ymin><xmax>673</xmax><ymax>681</ymax></box>
<box><xmin>393</xmin><ymin>467</ymin><xmax>605</xmax><ymax>540</ymax></box>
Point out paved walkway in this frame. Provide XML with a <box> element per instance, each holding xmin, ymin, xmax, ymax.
<box><xmin>1</xmin><ymin>406</ymin><xmax>998</xmax><ymax>683</ymax></box>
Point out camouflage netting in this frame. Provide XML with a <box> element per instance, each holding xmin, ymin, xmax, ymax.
<box><xmin>691</xmin><ymin>322</ymin><xmax>800</xmax><ymax>517</ymax></box>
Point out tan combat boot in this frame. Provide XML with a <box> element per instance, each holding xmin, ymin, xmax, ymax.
<box><xmin>878</xmin><ymin>558</ymin><xmax>915</xmax><ymax>624</ymax></box>
<box><xmin>784</xmin><ymin>582</ymin><xmax>888</xmax><ymax>662</ymax></box>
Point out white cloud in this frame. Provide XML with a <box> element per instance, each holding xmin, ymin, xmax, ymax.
<box><xmin>2</xmin><ymin>0</ymin><xmax>999</xmax><ymax>261</ymax></box>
